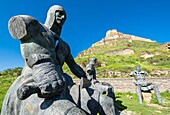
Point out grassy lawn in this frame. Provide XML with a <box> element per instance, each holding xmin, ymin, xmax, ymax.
<box><xmin>0</xmin><ymin>76</ymin><xmax>17</xmax><ymax>112</ymax></box>
<box><xmin>0</xmin><ymin>68</ymin><xmax>21</xmax><ymax>112</ymax></box>
<box><xmin>115</xmin><ymin>92</ymin><xmax>170</xmax><ymax>115</ymax></box>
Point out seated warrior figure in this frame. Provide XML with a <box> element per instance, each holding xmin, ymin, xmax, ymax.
<box><xmin>130</xmin><ymin>65</ymin><xmax>162</xmax><ymax>104</ymax></box>
<box><xmin>1</xmin><ymin>5</ymin><xmax>88</xmax><ymax>115</ymax></box>
<box><xmin>44</xmin><ymin>6</ymin><xmax>116</xmax><ymax>115</ymax></box>
<box><xmin>2</xmin><ymin>5</ymin><xmax>116</xmax><ymax>115</ymax></box>
<box><xmin>44</xmin><ymin>5</ymin><xmax>91</xmax><ymax>89</ymax></box>
<box><xmin>17</xmin><ymin>5</ymin><xmax>90</xmax><ymax>100</ymax></box>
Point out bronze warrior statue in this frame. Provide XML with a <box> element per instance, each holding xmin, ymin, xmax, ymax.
<box><xmin>1</xmin><ymin>5</ymin><xmax>117</xmax><ymax>115</ymax></box>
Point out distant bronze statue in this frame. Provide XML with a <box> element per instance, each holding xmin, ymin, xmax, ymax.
<box><xmin>1</xmin><ymin>5</ymin><xmax>116</xmax><ymax>115</ymax></box>
<box><xmin>130</xmin><ymin>65</ymin><xmax>162</xmax><ymax>104</ymax></box>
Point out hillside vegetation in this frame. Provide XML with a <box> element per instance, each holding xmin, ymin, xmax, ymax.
<box><xmin>0</xmin><ymin>67</ymin><xmax>22</xmax><ymax>111</ymax></box>
<box><xmin>63</xmin><ymin>40</ymin><xmax>170</xmax><ymax>78</ymax></box>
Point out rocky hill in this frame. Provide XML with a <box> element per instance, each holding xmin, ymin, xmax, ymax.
<box><xmin>78</xmin><ymin>29</ymin><xmax>158</xmax><ymax>57</ymax></box>
<box><xmin>63</xmin><ymin>29</ymin><xmax>170</xmax><ymax>78</ymax></box>
<box><xmin>92</xmin><ymin>29</ymin><xmax>155</xmax><ymax>46</ymax></box>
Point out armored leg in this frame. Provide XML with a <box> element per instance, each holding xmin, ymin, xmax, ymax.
<box><xmin>153</xmin><ymin>85</ymin><xmax>162</xmax><ymax>104</ymax></box>
<box><xmin>136</xmin><ymin>84</ymin><xmax>143</xmax><ymax>104</ymax></box>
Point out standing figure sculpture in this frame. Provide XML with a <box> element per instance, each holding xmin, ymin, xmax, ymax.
<box><xmin>1</xmin><ymin>5</ymin><xmax>116</xmax><ymax>115</ymax></box>
<box><xmin>130</xmin><ymin>65</ymin><xmax>162</xmax><ymax>104</ymax></box>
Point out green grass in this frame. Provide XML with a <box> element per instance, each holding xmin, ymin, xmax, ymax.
<box><xmin>0</xmin><ymin>68</ymin><xmax>21</xmax><ymax>112</ymax></box>
<box><xmin>115</xmin><ymin>92</ymin><xmax>170</xmax><ymax>115</ymax></box>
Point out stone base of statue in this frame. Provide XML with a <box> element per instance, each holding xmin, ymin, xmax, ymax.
<box><xmin>142</xmin><ymin>91</ymin><xmax>152</xmax><ymax>103</ymax></box>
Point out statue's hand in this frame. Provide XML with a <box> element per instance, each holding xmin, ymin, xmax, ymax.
<box><xmin>35</xmin><ymin>69</ymin><xmax>65</xmax><ymax>98</ymax></box>
<box><xmin>22</xmin><ymin>53</ymin><xmax>65</xmax><ymax>99</ymax></box>
<box><xmin>17</xmin><ymin>69</ymin><xmax>65</xmax><ymax>100</ymax></box>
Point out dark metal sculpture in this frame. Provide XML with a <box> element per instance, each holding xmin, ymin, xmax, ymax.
<box><xmin>1</xmin><ymin>5</ymin><xmax>116</xmax><ymax>115</ymax></box>
<box><xmin>86</xmin><ymin>58</ymin><xmax>115</xmax><ymax>98</ymax></box>
<box><xmin>130</xmin><ymin>65</ymin><xmax>162</xmax><ymax>104</ymax></box>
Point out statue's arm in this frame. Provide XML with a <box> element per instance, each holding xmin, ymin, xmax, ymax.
<box><xmin>8</xmin><ymin>15</ymin><xmax>64</xmax><ymax>99</ymax></box>
<box><xmin>65</xmin><ymin>51</ymin><xmax>91</xmax><ymax>87</ymax></box>
<box><xmin>65</xmin><ymin>52</ymin><xmax>86</xmax><ymax>79</ymax></box>
<box><xmin>8</xmin><ymin>15</ymin><xmax>41</xmax><ymax>40</ymax></box>
<box><xmin>130</xmin><ymin>71</ymin><xmax>135</xmax><ymax>77</ymax></box>
<box><xmin>17</xmin><ymin>53</ymin><xmax>64</xmax><ymax>99</ymax></box>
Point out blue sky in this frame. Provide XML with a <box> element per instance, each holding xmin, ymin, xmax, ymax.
<box><xmin>1</xmin><ymin>0</ymin><xmax>170</xmax><ymax>71</ymax></box>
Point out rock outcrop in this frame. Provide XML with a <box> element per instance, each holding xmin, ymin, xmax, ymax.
<box><xmin>78</xmin><ymin>29</ymin><xmax>156</xmax><ymax>57</ymax></box>
<box><xmin>106</xmin><ymin>49</ymin><xmax>134</xmax><ymax>56</ymax></box>
<box><xmin>92</xmin><ymin>29</ymin><xmax>155</xmax><ymax>46</ymax></box>
<box><xmin>161</xmin><ymin>42</ymin><xmax>170</xmax><ymax>50</ymax></box>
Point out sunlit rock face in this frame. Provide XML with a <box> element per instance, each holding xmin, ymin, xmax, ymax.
<box><xmin>92</xmin><ymin>29</ymin><xmax>155</xmax><ymax>46</ymax></box>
